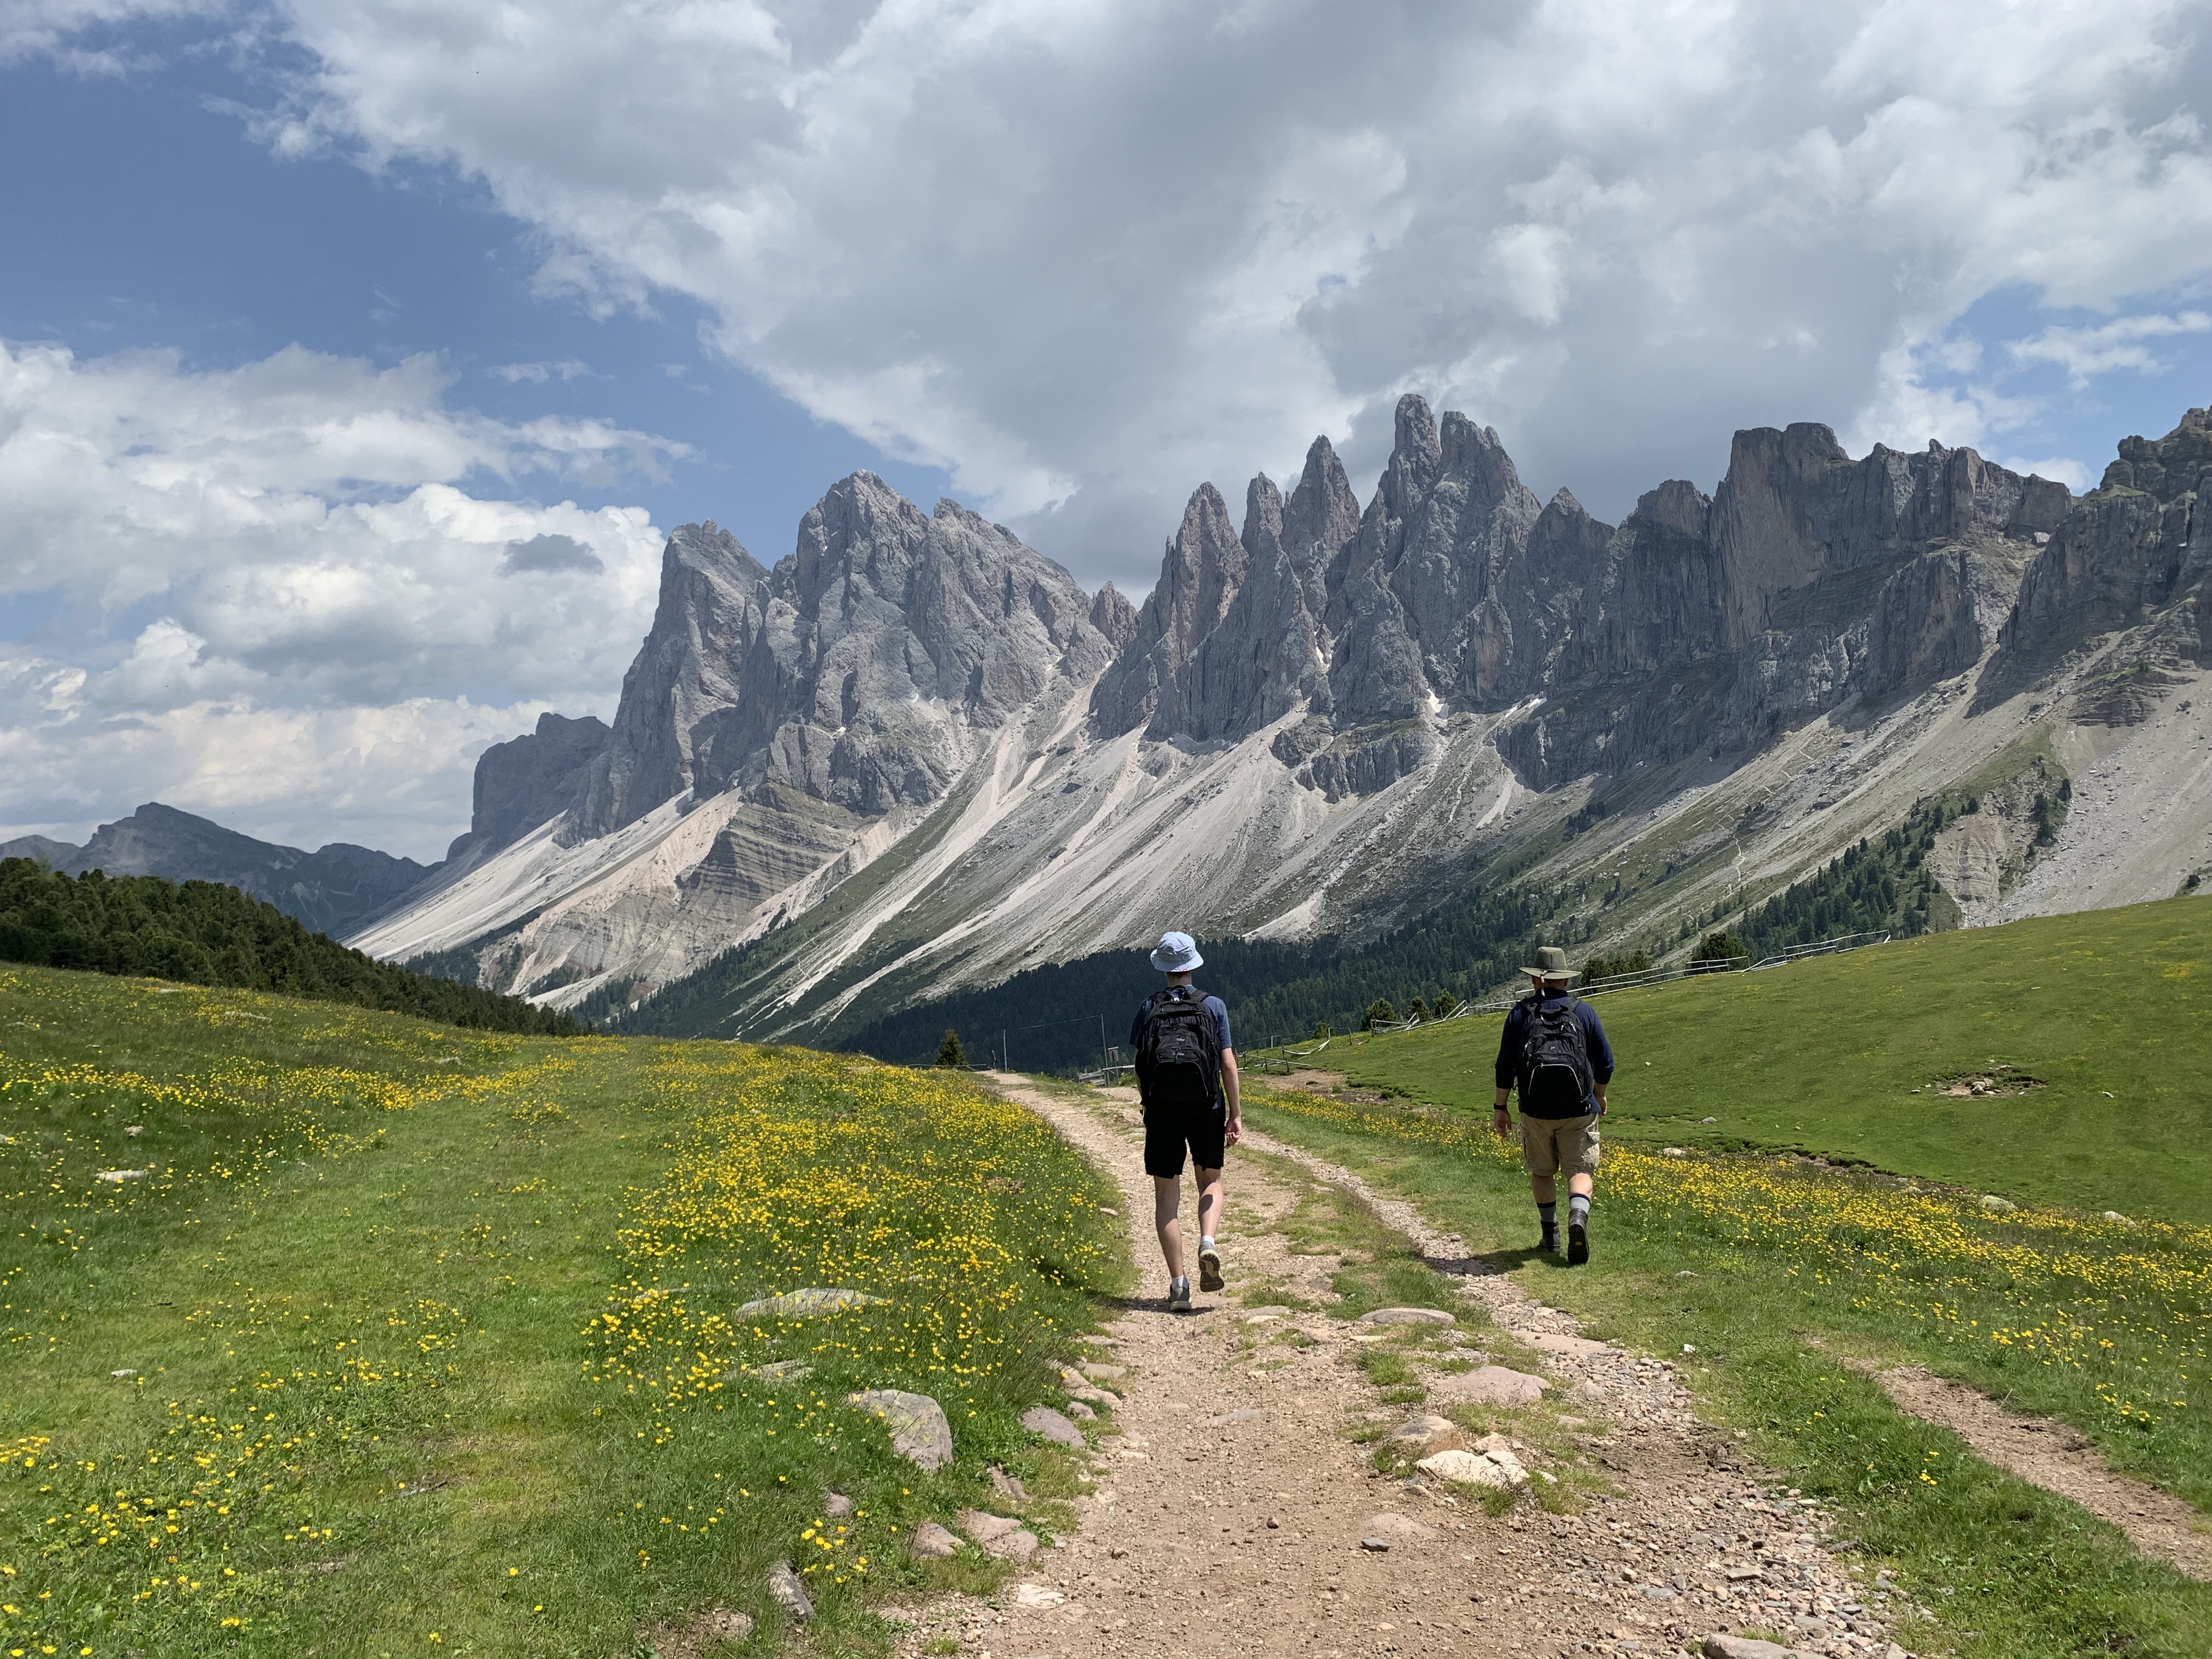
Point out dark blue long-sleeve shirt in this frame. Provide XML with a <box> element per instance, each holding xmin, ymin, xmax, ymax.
<box><xmin>1495</xmin><ymin>990</ymin><xmax>1615</xmax><ymax>1119</ymax></box>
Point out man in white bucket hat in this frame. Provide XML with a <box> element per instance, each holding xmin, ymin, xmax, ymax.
<box><xmin>1130</xmin><ymin>930</ymin><xmax>1240</xmax><ymax>1312</ymax></box>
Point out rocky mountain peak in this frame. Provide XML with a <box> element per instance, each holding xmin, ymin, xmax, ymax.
<box><xmin>1089</xmin><ymin>582</ymin><xmax>1138</xmax><ymax>650</ymax></box>
<box><xmin>1281</xmin><ymin>435</ymin><xmax>1361</xmax><ymax>565</ymax></box>
<box><xmin>1090</xmin><ymin>481</ymin><xmax>1251</xmax><ymax>737</ymax></box>
<box><xmin>2099</xmin><ymin>406</ymin><xmax>2212</xmax><ymax>503</ymax></box>
<box><xmin>572</xmin><ymin>520</ymin><xmax>771</xmax><ymax>839</ymax></box>
<box><xmin>448</xmin><ymin>712</ymin><xmax>611</xmax><ymax>864</ymax></box>
<box><xmin>574</xmin><ymin>479</ymin><xmax>1109</xmax><ymax>836</ymax></box>
<box><xmin>2000</xmin><ymin>405</ymin><xmax>2210</xmax><ymax>681</ymax></box>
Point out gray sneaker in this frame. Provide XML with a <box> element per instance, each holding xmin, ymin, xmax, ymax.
<box><xmin>1167</xmin><ymin>1276</ymin><xmax>1193</xmax><ymax>1312</ymax></box>
<box><xmin>1197</xmin><ymin>1241</ymin><xmax>1224</xmax><ymax>1292</ymax></box>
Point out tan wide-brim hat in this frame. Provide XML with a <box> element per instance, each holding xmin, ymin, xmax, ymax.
<box><xmin>1519</xmin><ymin>945</ymin><xmax>1578</xmax><ymax>979</ymax></box>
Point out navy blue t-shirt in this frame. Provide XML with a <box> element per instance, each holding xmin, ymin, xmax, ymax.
<box><xmin>1130</xmin><ymin>987</ymin><xmax>1233</xmax><ymax>1107</ymax></box>
<box><xmin>1495</xmin><ymin>990</ymin><xmax>1615</xmax><ymax>1119</ymax></box>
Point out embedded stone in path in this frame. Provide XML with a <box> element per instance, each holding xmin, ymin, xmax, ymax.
<box><xmin>848</xmin><ymin>1389</ymin><xmax>954</xmax><ymax>1471</ymax></box>
<box><xmin>1703</xmin><ymin>1636</ymin><xmax>1819</xmax><ymax>1659</ymax></box>
<box><xmin>1203</xmin><ymin>1408</ymin><xmax>1265</xmax><ymax>1428</ymax></box>
<box><xmin>1359</xmin><ymin>1511</ymin><xmax>1436</xmax><ymax>1545</ymax></box>
<box><xmin>1522</xmin><ymin>1330</ymin><xmax>1611</xmax><ymax>1358</ymax></box>
<box><xmin>988</xmin><ymin>1465</ymin><xmax>1030</xmax><ymax>1505</ymax></box>
<box><xmin>1080</xmin><ymin>1361</ymin><xmax>1128</xmax><ymax>1380</ymax></box>
<box><xmin>909</xmin><ymin>1521</ymin><xmax>962</xmax><ymax>1559</ymax></box>
<box><xmin>1429</xmin><ymin>1364</ymin><xmax>1549</xmax><ymax>1406</ymax></box>
<box><xmin>738</xmin><ymin>1287</ymin><xmax>886</xmax><ymax>1318</ymax></box>
<box><xmin>766</xmin><ymin>1559</ymin><xmax>814</xmax><ymax>1618</ymax></box>
<box><xmin>1359</xmin><ymin>1306</ymin><xmax>1456</xmax><ymax>1327</ymax></box>
<box><xmin>1240</xmin><ymin>1305</ymin><xmax>1294</xmax><ymax>1323</ymax></box>
<box><xmin>823</xmin><ymin>1491</ymin><xmax>853</xmax><ymax>1516</ymax></box>
<box><xmin>961</xmin><ymin>1510</ymin><xmax>1040</xmax><ymax>1560</ymax></box>
<box><xmin>1013</xmin><ymin>1583</ymin><xmax>1068</xmax><ymax>1609</ymax></box>
<box><xmin>1022</xmin><ymin>1404</ymin><xmax>1086</xmax><ymax>1447</ymax></box>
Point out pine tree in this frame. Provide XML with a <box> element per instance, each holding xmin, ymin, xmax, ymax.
<box><xmin>1363</xmin><ymin>998</ymin><xmax>1398</xmax><ymax>1030</ymax></box>
<box><xmin>1407</xmin><ymin>995</ymin><xmax>1430</xmax><ymax>1022</ymax></box>
<box><xmin>936</xmin><ymin>1028</ymin><xmax>968</xmax><ymax>1069</ymax></box>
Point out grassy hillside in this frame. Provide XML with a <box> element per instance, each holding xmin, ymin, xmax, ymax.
<box><xmin>0</xmin><ymin>967</ymin><xmax>1121</xmax><ymax>1658</ymax></box>
<box><xmin>1299</xmin><ymin>894</ymin><xmax>2212</xmax><ymax>1223</ymax></box>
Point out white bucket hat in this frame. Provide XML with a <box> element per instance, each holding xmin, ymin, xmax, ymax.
<box><xmin>1149</xmin><ymin>930</ymin><xmax>1204</xmax><ymax>972</ymax></box>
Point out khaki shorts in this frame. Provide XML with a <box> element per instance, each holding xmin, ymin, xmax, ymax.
<box><xmin>1520</xmin><ymin>1112</ymin><xmax>1601</xmax><ymax>1179</ymax></box>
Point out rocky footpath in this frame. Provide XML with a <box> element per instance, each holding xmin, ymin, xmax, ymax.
<box><xmin>879</xmin><ymin>1077</ymin><xmax>1914</xmax><ymax>1659</ymax></box>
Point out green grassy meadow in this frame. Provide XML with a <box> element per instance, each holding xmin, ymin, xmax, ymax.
<box><xmin>0</xmin><ymin>966</ymin><xmax>1124</xmax><ymax>1659</ymax></box>
<box><xmin>1310</xmin><ymin>894</ymin><xmax>2212</xmax><ymax>1222</ymax></box>
<box><xmin>1238</xmin><ymin>896</ymin><xmax>2212</xmax><ymax>1659</ymax></box>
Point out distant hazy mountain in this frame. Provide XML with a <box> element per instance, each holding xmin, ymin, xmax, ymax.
<box><xmin>321</xmin><ymin>399</ymin><xmax>2212</xmax><ymax>1047</ymax></box>
<box><xmin>7</xmin><ymin>803</ymin><xmax>430</xmax><ymax>940</ymax></box>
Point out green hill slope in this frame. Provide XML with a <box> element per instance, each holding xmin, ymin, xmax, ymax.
<box><xmin>0</xmin><ymin>856</ymin><xmax>575</xmax><ymax>1035</ymax></box>
<box><xmin>0</xmin><ymin>966</ymin><xmax>1120</xmax><ymax>1658</ymax></box>
<box><xmin>1306</xmin><ymin>894</ymin><xmax>2212</xmax><ymax>1222</ymax></box>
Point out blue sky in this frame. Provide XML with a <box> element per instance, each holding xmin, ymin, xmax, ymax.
<box><xmin>0</xmin><ymin>49</ymin><xmax>953</xmax><ymax>563</ymax></box>
<box><xmin>2</xmin><ymin>1</ymin><xmax>2208</xmax><ymax>860</ymax></box>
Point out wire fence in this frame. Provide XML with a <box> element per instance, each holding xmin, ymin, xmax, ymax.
<box><xmin>1245</xmin><ymin>927</ymin><xmax>1895</xmax><ymax>1059</ymax></box>
<box><xmin>1063</xmin><ymin>928</ymin><xmax>1899</xmax><ymax>1079</ymax></box>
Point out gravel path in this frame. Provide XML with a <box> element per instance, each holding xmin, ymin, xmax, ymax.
<box><xmin>888</xmin><ymin>1079</ymin><xmax>1910</xmax><ymax>1659</ymax></box>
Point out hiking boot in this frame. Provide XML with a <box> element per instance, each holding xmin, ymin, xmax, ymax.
<box><xmin>1567</xmin><ymin>1221</ymin><xmax>1589</xmax><ymax>1266</ymax></box>
<box><xmin>1538</xmin><ymin>1227</ymin><xmax>1559</xmax><ymax>1255</ymax></box>
<box><xmin>1167</xmin><ymin>1276</ymin><xmax>1193</xmax><ymax>1312</ymax></box>
<box><xmin>1197</xmin><ymin>1241</ymin><xmax>1224</xmax><ymax>1292</ymax></box>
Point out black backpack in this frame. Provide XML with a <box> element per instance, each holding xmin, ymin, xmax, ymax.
<box><xmin>1135</xmin><ymin>988</ymin><xmax>1222</xmax><ymax>1109</ymax></box>
<box><xmin>1519</xmin><ymin>994</ymin><xmax>1594</xmax><ymax>1109</ymax></box>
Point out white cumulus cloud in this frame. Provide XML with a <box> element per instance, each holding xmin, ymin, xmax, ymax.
<box><xmin>158</xmin><ymin>0</ymin><xmax>2207</xmax><ymax>577</ymax></box>
<box><xmin>0</xmin><ymin>340</ymin><xmax>675</xmax><ymax>856</ymax></box>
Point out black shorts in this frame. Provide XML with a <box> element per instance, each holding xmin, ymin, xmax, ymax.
<box><xmin>1143</xmin><ymin>1098</ymin><xmax>1227</xmax><ymax>1178</ymax></box>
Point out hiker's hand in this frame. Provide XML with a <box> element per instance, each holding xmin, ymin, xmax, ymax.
<box><xmin>1224</xmin><ymin>1115</ymin><xmax>1243</xmax><ymax>1147</ymax></box>
<box><xmin>1491</xmin><ymin>1107</ymin><xmax>1511</xmax><ymax>1139</ymax></box>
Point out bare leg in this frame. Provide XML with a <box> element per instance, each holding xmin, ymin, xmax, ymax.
<box><xmin>1530</xmin><ymin>1173</ymin><xmax>1558</xmax><ymax>1205</ymax></box>
<box><xmin>1153</xmin><ymin>1175</ymin><xmax>1186</xmax><ymax>1279</ymax></box>
<box><xmin>1194</xmin><ymin>1166</ymin><xmax>1223</xmax><ymax>1242</ymax></box>
<box><xmin>1567</xmin><ymin>1172</ymin><xmax>1594</xmax><ymax>1200</ymax></box>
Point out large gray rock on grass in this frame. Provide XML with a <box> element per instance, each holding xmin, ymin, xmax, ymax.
<box><xmin>766</xmin><ymin>1559</ymin><xmax>814</xmax><ymax>1619</ymax></box>
<box><xmin>740</xmin><ymin>1287</ymin><xmax>884</xmax><ymax>1319</ymax></box>
<box><xmin>1020</xmin><ymin>1405</ymin><xmax>1085</xmax><ymax>1448</ymax></box>
<box><xmin>909</xmin><ymin>1521</ymin><xmax>962</xmax><ymax>1559</ymax></box>
<box><xmin>848</xmin><ymin>1389</ymin><xmax>954</xmax><ymax>1471</ymax></box>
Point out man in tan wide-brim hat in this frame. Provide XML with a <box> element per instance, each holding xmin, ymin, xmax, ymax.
<box><xmin>1492</xmin><ymin>946</ymin><xmax>1615</xmax><ymax>1263</ymax></box>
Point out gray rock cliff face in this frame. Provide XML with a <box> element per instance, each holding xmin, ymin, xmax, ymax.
<box><xmin>573</xmin><ymin>521</ymin><xmax>770</xmax><ymax>839</ymax></box>
<box><xmin>447</xmin><ymin>712</ymin><xmax>611</xmax><ymax>862</ymax></box>
<box><xmin>1997</xmin><ymin>407</ymin><xmax>2212</xmax><ymax>678</ymax></box>
<box><xmin>579</xmin><ymin>479</ymin><xmax>1109</xmax><ymax>834</ymax></box>
<box><xmin>1088</xmin><ymin>393</ymin><xmax>2079</xmax><ymax>798</ymax></box>
<box><xmin>339</xmin><ymin>393</ymin><xmax>2212</xmax><ymax>1037</ymax></box>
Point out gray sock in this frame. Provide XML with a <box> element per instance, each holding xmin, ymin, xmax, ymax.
<box><xmin>1568</xmin><ymin>1193</ymin><xmax>1591</xmax><ymax>1227</ymax></box>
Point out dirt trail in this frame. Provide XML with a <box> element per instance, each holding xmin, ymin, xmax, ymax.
<box><xmin>888</xmin><ymin>1078</ymin><xmax>1906</xmax><ymax>1659</ymax></box>
<box><xmin>1872</xmin><ymin>1367</ymin><xmax>2212</xmax><ymax>1582</ymax></box>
